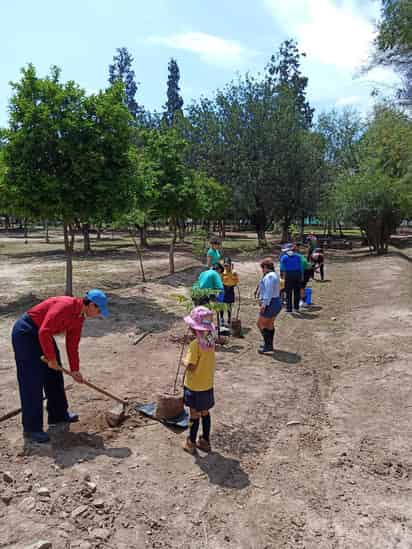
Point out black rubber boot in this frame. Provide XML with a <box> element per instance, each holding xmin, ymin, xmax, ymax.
<box><xmin>267</xmin><ymin>328</ymin><xmax>275</xmax><ymax>350</ymax></box>
<box><xmin>258</xmin><ymin>329</ymin><xmax>273</xmax><ymax>354</ymax></box>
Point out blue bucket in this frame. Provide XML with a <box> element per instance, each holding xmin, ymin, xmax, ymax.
<box><xmin>305</xmin><ymin>287</ymin><xmax>312</xmax><ymax>305</ymax></box>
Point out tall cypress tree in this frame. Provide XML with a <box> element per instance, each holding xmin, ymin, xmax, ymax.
<box><xmin>109</xmin><ymin>47</ymin><xmax>142</xmax><ymax>120</ymax></box>
<box><xmin>164</xmin><ymin>58</ymin><xmax>184</xmax><ymax>127</ymax></box>
<box><xmin>266</xmin><ymin>39</ymin><xmax>314</xmax><ymax>129</ymax></box>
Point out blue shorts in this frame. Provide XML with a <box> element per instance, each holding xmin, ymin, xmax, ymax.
<box><xmin>260</xmin><ymin>297</ymin><xmax>282</xmax><ymax>318</ymax></box>
<box><xmin>183</xmin><ymin>387</ymin><xmax>214</xmax><ymax>411</ymax></box>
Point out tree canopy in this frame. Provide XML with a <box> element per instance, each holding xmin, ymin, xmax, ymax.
<box><xmin>372</xmin><ymin>0</ymin><xmax>412</xmax><ymax>107</ymax></box>
<box><xmin>3</xmin><ymin>64</ymin><xmax>133</xmax><ymax>293</ymax></box>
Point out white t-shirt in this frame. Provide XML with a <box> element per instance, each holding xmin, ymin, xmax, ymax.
<box><xmin>258</xmin><ymin>271</ymin><xmax>280</xmax><ymax>306</ymax></box>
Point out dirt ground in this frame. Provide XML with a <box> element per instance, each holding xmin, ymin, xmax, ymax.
<box><xmin>0</xmin><ymin>235</ymin><xmax>412</xmax><ymax>549</ymax></box>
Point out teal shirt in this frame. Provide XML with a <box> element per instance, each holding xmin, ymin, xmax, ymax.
<box><xmin>196</xmin><ymin>269</ymin><xmax>224</xmax><ymax>291</ymax></box>
<box><xmin>207</xmin><ymin>248</ymin><xmax>221</xmax><ymax>266</ymax></box>
<box><xmin>300</xmin><ymin>254</ymin><xmax>311</xmax><ymax>271</ymax></box>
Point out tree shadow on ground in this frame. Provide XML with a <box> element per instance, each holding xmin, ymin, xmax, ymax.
<box><xmin>293</xmin><ymin>311</ymin><xmax>319</xmax><ymax>320</ymax></box>
<box><xmin>155</xmin><ymin>265</ymin><xmax>204</xmax><ymax>288</ymax></box>
<box><xmin>1</xmin><ymin>240</ymin><xmax>195</xmax><ymax>263</ymax></box>
<box><xmin>306</xmin><ymin>305</ymin><xmax>322</xmax><ymax>311</ymax></box>
<box><xmin>1</xmin><ymin>292</ymin><xmax>180</xmax><ymax>336</ymax></box>
<box><xmin>326</xmin><ymin>250</ymin><xmax>380</xmax><ymax>263</ymax></box>
<box><xmin>216</xmin><ymin>344</ymin><xmax>244</xmax><ymax>354</ymax></box>
<box><xmin>194</xmin><ymin>451</ymin><xmax>250</xmax><ymax>489</ymax></box>
<box><xmin>24</xmin><ymin>428</ymin><xmax>131</xmax><ymax>468</ymax></box>
<box><xmin>272</xmin><ymin>349</ymin><xmax>301</xmax><ymax>364</ymax></box>
<box><xmin>82</xmin><ymin>293</ymin><xmax>180</xmax><ymax>337</ymax></box>
<box><xmin>390</xmin><ymin>249</ymin><xmax>412</xmax><ymax>264</ymax></box>
<box><xmin>0</xmin><ymin>292</ymin><xmax>41</xmax><ymax>316</ymax></box>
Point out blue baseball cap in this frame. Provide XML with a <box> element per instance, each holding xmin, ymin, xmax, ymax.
<box><xmin>86</xmin><ymin>289</ymin><xmax>109</xmax><ymax>318</ymax></box>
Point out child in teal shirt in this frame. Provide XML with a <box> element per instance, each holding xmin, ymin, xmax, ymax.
<box><xmin>206</xmin><ymin>238</ymin><xmax>222</xmax><ymax>267</ymax></box>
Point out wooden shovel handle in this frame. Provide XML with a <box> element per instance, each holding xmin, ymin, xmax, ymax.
<box><xmin>236</xmin><ymin>286</ymin><xmax>241</xmax><ymax>320</ymax></box>
<box><xmin>173</xmin><ymin>329</ymin><xmax>189</xmax><ymax>394</ymax></box>
<box><xmin>41</xmin><ymin>356</ymin><xmax>127</xmax><ymax>406</ymax></box>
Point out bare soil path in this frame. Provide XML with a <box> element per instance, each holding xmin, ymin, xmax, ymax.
<box><xmin>0</xmin><ymin>245</ymin><xmax>411</xmax><ymax>548</ymax></box>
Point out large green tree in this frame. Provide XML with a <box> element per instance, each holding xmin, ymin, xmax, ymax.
<box><xmin>3</xmin><ymin>64</ymin><xmax>133</xmax><ymax>294</ymax></box>
<box><xmin>109</xmin><ymin>47</ymin><xmax>143</xmax><ymax>120</ymax></box>
<box><xmin>186</xmin><ymin>40</ymin><xmax>318</xmax><ymax>244</ymax></box>
<box><xmin>316</xmin><ymin>108</ymin><xmax>364</xmax><ymax>231</ymax></box>
<box><xmin>335</xmin><ymin>103</ymin><xmax>412</xmax><ymax>253</ymax></box>
<box><xmin>371</xmin><ymin>0</ymin><xmax>412</xmax><ymax>107</ymax></box>
<box><xmin>136</xmin><ymin>128</ymin><xmax>196</xmax><ymax>273</ymax></box>
<box><xmin>164</xmin><ymin>58</ymin><xmax>184</xmax><ymax>127</ymax></box>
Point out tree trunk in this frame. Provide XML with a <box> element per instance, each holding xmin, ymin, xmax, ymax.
<box><xmin>45</xmin><ymin>220</ymin><xmax>50</xmax><ymax>243</ymax></box>
<box><xmin>82</xmin><ymin>223</ymin><xmax>92</xmax><ymax>254</ymax></box>
<box><xmin>96</xmin><ymin>225</ymin><xmax>102</xmax><ymax>240</ymax></box>
<box><xmin>130</xmin><ymin>231</ymin><xmax>146</xmax><ymax>282</ymax></box>
<box><xmin>300</xmin><ymin>213</ymin><xmax>305</xmax><ymax>241</ymax></box>
<box><xmin>137</xmin><ymin>223</ymin><xmax>149</xmax><ymax>248</ymax></box>
<box><xmin>64</xmin><ymin>222</ymin><xmax>75</xmax><ymax>296</ymax></box>
<box><xmin>169</xmin><ymin>219</ymin><xmax>177</xmax><ymax>274</ymax></box>
<box><xmin>280</xmin><ymin>218</ymin><xmax>291</xmax><ymax>243</ymax></box>
<box><xmin>177</xmin><ymin>218</ymin><xmax>186</xmax><ymax>242</ymax></box>
<box><xmin>252</xmin><ymin>206</ymin><xmax>267</xmax><ymax>247</ymax></box>
<box><xmin>24</xmin><ymin>218</ymin><xmax>28</xmax><ymax>244</ymax></box>
<box><xmin>219</xmin><ymin>220</ymin><xmax>226</xmax><ymax>239</ymax></box>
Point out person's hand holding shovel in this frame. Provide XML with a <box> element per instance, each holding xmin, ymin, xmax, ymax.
<box><xmin>71</xmin><ymin>371</ymin><xmax>84</xmax><ymax>384</ymax></box>
<box><xmin>46</xmin><ymin>358</ymin><xmax>60</xmax><ymax>371</ymax></box>
<box><xmin>43</xmin><ymin>356</ymin><xmax>83</xmax><ymax>383</ymax></box>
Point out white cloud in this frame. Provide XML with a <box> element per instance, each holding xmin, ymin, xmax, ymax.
<box><xmin>149</xmin><ymin>31</ymin><xmax>258</xmax><ymax>68</ymax></box>
<box><xmin>264</xmin><ymin>0</ymin><xmax>377</xmax><ymax>70</ymax></box>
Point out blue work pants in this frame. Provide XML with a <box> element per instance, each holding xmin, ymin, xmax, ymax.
<box><xmin>11</xmin><ymin>314</ymin><xmax>68</xmax><ymax>432</ymax></box>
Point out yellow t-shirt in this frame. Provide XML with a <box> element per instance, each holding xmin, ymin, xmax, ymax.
<box><xmin>184</xmin><ymin>339</ymin><xmax>215</xmax><ymax>391</ymax></box>
<box><xmin>222</xmin><ymin>271</ymin><xmax>239</xmax><ymax>287</ymax></box>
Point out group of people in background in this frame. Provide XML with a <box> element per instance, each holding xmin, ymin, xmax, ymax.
<box><xmin>182</xmin><ymin>232</ymin><xmax>326</xmax><ymax>453</ymax></box>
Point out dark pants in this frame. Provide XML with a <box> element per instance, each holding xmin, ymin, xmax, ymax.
<box><xmin>12</xmin><ymin>314</ymin><xmax>68</xmax><ymax>432</ymax></box>
<box><xmin>313</xmin><ymin>259</ymin><xmax>324</xmax><ymax>280</ymax></box>
<box><xmin>285</xmin><ymin>271</ymin><xmax>302</xmax><ymax>312</ymax></box>
<box><xmin>302</xmin><ymin>268</ymin><xmax>313</xmax><ymax>288</ymax></box>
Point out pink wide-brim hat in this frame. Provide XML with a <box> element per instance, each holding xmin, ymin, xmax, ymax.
<box><xmin>184</xmin><ymin>306</ymin><xmax>215</xmax><ymax>332</ymax></box>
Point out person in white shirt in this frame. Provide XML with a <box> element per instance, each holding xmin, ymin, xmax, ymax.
<box><xmin>256</xmin><ymin>258</ymin><xmax>282</xmax><ymax>354</ymax></box>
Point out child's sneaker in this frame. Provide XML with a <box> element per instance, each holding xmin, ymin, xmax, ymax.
<box><xmin>182</xmin><ymin>437</ymin><xmax>197</xmax><ymax>454</ymax></box>
<box><xmin>196</xmin><ymin>437</ymin><xmax>211</xmax><ymax>452</ymax></box>
<box><xmin>299</xmin><ymin>299</ymin><xmax>305</xmax><ymax>308</ymax></box>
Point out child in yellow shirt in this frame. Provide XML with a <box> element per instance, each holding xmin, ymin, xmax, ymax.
<box><xmin>182</xmin><ymin>306</ymin><xmax>217</xmax><ymax>454</ymax></box>
<box><xmin>220</xmin><ymin>257</ymin><xmax>239</xmax><ymax>326</ymax></box>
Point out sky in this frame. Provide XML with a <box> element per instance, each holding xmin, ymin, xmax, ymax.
<box><xmin>0</xmin><ymin>0</ymin><xmax>401</xmax><ymax>127</ymax></box>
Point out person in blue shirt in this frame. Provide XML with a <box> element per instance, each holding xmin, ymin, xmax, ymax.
<box><xmin>280</xmin><ymin>243</ymin><xmax>304</xmax><ymax>313</ymax></box>
<box><xmin>256</xmin><ymin>258</ymin><xmax>281</xmax><ymax>354</ymax></box>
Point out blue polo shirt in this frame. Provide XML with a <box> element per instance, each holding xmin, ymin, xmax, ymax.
<box><xmin>280</xmin><ymin>252</ymin><xmax>303</xmax><ymax>274</ymax></box>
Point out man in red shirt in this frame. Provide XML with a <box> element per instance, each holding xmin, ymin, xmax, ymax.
<box><xmin>11</xmin><ymin>289</ymin><xmax>109</xmax><ymax>443</ymax></box>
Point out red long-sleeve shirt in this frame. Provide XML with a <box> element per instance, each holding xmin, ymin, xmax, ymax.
<box><xmin>28</xmin><ymin>296</ymin><xmax>85</xmax><ymax>372</ymax></box>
